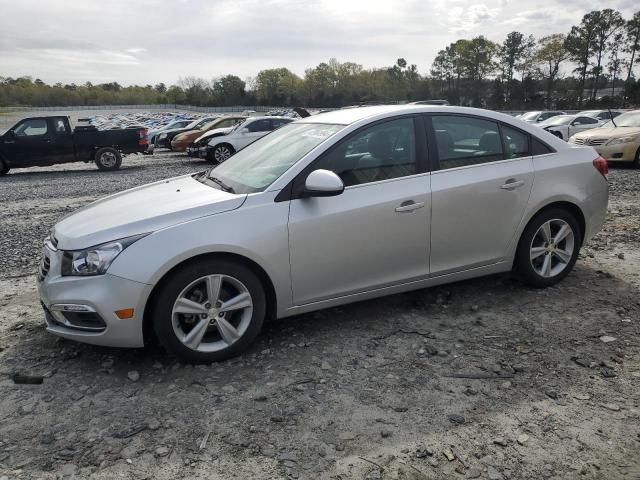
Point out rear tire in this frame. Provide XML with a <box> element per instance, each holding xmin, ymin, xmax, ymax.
<box><xmin>633</xmin><ymin>148</ymin><xmax>640</xmax><ymax>169</ymax></box>
<box><xmin>95</xmin><ymin>147</ymin><xmax>122</xmax><ymax>171</ymax></box>
<box><xmin>153</xmin><ymin>259</ymin><xmax>266</xmax><ymax>363</ymax></box>
<box><xmin>0</xmin><ymin>158</ymin><xmax>9</xmax><ymax>176</ymax></box>
<box><xmin>514</xmin><ymin>208</ymin><xmax>581</xmax><ymax>288</ymax></box>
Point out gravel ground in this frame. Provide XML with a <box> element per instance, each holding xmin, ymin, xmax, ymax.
<box><xmin>0</xmin><ymin>152</ymin><xmax>639</xmax><ymax>479</ymax></box>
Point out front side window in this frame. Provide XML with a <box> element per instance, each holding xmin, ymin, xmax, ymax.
<box><xmin>247</xmin><ymin>119</ymin><xmax>272</xmax><ymax>132</ymax></box>
<box><xmin>208</xmin><ymin>123</ymin><xmax>343</xmax><ymax>194</ymax></box>
<box><xmin>313</xmin><ymin>117</ymin><xmax>417</xmax><ymax>187</ymax></box>
<box><xmin>431</xmin><ymin>115</ymin><xmax>503</xmax><ymax>169</ymax></box>
<box><xmin>53</xmin><ymin>118</ymin><xmax>67</xmax><ymax>133</ymax></box>
<box><xmin>14</xmin><ymin>119</ymin><xmax>48</xmax><ymax>137</ymax></box>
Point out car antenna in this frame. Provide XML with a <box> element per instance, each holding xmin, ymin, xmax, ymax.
<box><xmin>608</xmin><ymin>108</ymin><xmax>617</xmax><ymax>128</ymax></box>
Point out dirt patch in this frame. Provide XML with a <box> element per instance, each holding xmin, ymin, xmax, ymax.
<box><xmin>0</xmin><ymin>156</ymin><xmax>638</xmax><ymax>479</ymax></box>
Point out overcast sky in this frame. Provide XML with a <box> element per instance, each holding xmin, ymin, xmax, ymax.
<box><xmin>0</xmin><ymin>0</ymin><xmax>637</xmax><ymax>86</ymax></box>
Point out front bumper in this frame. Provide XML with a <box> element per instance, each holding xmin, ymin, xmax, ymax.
<box><xmin>198</xmin><ymin>147</ymin><xmax>209</xmax><ymax>159</ymax></box>
<box><xmin>171</xmin><ymin>141</ymin><xmax>188</xmax><ymax>152</ymax></box>
<box><xmin>37</xmin><ymin>246</ymin><xmax>151</xmax><ymax>348</ymax></box>
<box><xmin>593</xmin><ymin>142</ymin><xmax>639</xmax><ymax>162</ymax></box>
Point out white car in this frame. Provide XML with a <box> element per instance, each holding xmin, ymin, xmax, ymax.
<box><xmin>577</xmin><ymin>110</ymin><xmax>623</xmax><ymax>122</ymax></box>
<box><xmin>519</xmin><ymin>111</ymin><xmax>566</xmax><ymax>123</ymax></box>
<box><xmin>538</xmin><ymin>115</ymin><xmax>602</xmax><ymax>141</ymax></box>
<box><xmin>37</xmin><ymin>105</ymin><xmax>609</xmax><ymax>363</ymax></box>
<box><xmin>200</xmin><ymin>116</ymin><xmax>293</xmax><ymax>163</ymax></box>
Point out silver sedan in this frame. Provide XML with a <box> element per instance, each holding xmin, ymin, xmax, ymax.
<box><xmin>37</xmin><ymin>105</ymin><xmax>609</xmax><ymax>362</ymax></box>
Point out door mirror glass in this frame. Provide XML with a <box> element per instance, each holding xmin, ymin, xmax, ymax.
<box><xmin>241</xmin><ymin>127</ymin><xmax>250</xmax><ymax>134</ymax></box>
<box><xmin>304</xmin><ymin>169</ymin><xmax>344</xmax><ymax>197</ymax></box>
<box><xmin>571</xmin><ymin>120</ymin><xmax>581</xmax><ymax>126</ymax></box>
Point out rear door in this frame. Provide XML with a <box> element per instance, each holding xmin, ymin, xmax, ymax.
<box><xmin>426</xmin><ymin>114</ymin><xmax>534</xmax><ymax>275</ymax></box>
<box><xmin>4</xmin><ymin>118</ymin><xmax>54</xmax><ymax>166</ymax></box>
<box><xmin>49</xmin><ymin>118</ymin><xmax>76</xmax><ymax>163</ymax></box>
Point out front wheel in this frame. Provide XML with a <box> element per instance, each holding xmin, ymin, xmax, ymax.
<box><xmin>633</xmin><ymin>147</ymin><xmax>640</xmax><ymax>169</ymax></box>
<box><xmin>514</xmin><ymin>208</ymin><xmax>581</xmax><ymax>288</ymax></box>
<box><xmin>0</xmin><ymin>158</ymin><xmax>9</xmax><ymax>176</ymax></box>
<box><xmin>153</xmin><ymin>259</ymin><xmax>266</xmax><ymax>363</ymax></box>
<box><xmin>208</xmin><ymin>144</ymin><xmax>234</xmax><ymax>164</ymax></box>
<box><xmin>95</xmin><ymin>147</ymin><xmax>122</xmax><ymax>171</ymax></box>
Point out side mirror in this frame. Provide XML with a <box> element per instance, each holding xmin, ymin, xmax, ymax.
<box><xmin>304</xmin><ymin>169</ymin><xmax>344</xmax><ymax>197</ymax></box>
<box><xmin>241</xmin><ymin>128</ymin><xmax>250</xmax><ymax>134</ymax></box>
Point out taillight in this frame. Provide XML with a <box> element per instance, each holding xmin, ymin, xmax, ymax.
<box><xmin>138</xmin><ymin>128</ymin><xmax>149</xmax><ymax>146</ymax></box>
<box><xmin>593</xmin><ymin>156</ymin><xmax>608</xmax><ymax>179</ymax></box>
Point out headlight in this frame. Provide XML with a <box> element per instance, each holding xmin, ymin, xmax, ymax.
<box><xmin>606</xmin><ymin>136</ymin><xmax>636</xmax><ymax>146</ymax></box>
<box><xmin>61</xmin><ymin>234</ymin><xmax>148</xmax><ymax>276</ymax></box>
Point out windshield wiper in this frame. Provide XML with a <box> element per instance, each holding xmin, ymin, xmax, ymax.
<box><xmin>209</xmin><ymin>176</ymin><xmax>235</xmax><ymax>193</ymax></box>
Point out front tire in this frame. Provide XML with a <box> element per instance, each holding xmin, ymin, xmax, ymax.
<box><xmin>514</xmin><ymin>208</ymin><xmax>581</xmax><ymax>288</ymax></box>
<box><xmin>95</xmin><ymin>147</ymin><xmax>122</xmax><ymax>171</ymax></box>
<box><xmin>0</xmin><ymin>158</ymin><xmax>9</xmax><ymax>176</ymax></box>
<box><xmin>208</xmin><ymin>144</ymin><xmax>235</xmax><ymax>164</ymax></box>
<box><xmin>153</xmin><ymin>259</ymin><xmax>266</xmax><ymax>363</ymax></box>
<box><xmin>633</xmin><ymin>147</ymin><xmax>640</xmax><ymax>169</ymax></box>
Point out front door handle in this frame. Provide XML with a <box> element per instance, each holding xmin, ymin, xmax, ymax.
<box><xmin>500</xmin><ymin>179</ymin><xmax>525</xmax><ymax>191</ymax></box>
<box><xmin>395</xmin><ymin>201</ymin><xmax>425</xmax><ymax>213</ymax></box>
<box><xmin>3</xmin><ymin>140</ymin><xmax>15</xmax><ymax>144</ymax></box>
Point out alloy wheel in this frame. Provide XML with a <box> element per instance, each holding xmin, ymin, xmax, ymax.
<box><xmin>100</xmin><ymin>151</ymin><xmax>117</xmax><ymax>168</ymax></box>
<box><xmin>171</xmin><ymin>274</ymin><xmax>253</xmax><ymax>352</ymax></box>
<box><xmin>214</xmin><ymin>146</ymin><xmax>232</xmax><ymax>163</ymax></box>
<box><xmin>529</xmin><ymin>219</ymin><xmax>575</xmax><ymax>278</ymax></box>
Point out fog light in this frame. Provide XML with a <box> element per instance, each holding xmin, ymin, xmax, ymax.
<box><xmin>115</xmin><ymin>308</ymin><xmax>135</xmax><ymax>319</ymax></box>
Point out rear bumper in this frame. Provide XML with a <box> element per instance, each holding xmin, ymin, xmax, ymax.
<box><xmin>593</xmin><ymin>142</ymin><xmax>639</xmax><ymax>162</ymax></box>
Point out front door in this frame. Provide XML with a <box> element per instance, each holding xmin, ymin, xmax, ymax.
<box><xmin>236</xmin><ymin>119</ymin><xmax>272</xmax><ymax>149</ymax></box>
<box><xmin>427</xmin><ymin>115</ymin><xmax>534</xmax><ymax>275</ymax></box>
<box><xmin>288</xmin><ymin>116</ymin><xmax>431</xmax><ymax>305</ymax></box>
<box><xmin>4</xmin><ymin>118</ymin><xmax>53</xmax><ymax>166</ymax></box>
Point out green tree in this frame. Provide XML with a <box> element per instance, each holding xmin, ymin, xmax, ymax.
<box><xmin>624</xmin><ymin>11</ymin><xmax>640</xmax><ymax>85</ymax></box>
<box><xmin>566</xmin><ymin>12</ymin><xmax>599</xmax><ymax>105</ymax></box>
<box><xmin>498</xmin><ymin>32</ymin><xmax>536</xmax><ymax>106</ymax></box>
<box><xmin>212</xmin><ymin>75</ymin><xmax>246</xmax><ymax>106</ymax></box>
<box><xmin>590</xmin><ymin>9</ymin><xmax>625</xmax><ymax>101</ymax></box>
<box><xmin>534</xmin><ymin>34</ymin><xmax>570</xmax><ymax>108</ymax></box>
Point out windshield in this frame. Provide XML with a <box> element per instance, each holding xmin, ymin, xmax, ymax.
<box><xmin>540</xmin><ymin>115</ymin><xmax>573</xmax><ymax>126</ymax></box>
<box><xmin>519</xmin><ymin>112</ymin><xmax>541</xmax><ymax>120</ymax></box>
<box><xmin>601</xmin><ymin>112</ymin><xmax>640</xmax><ymax>128</ymax></box>
<box><xmin>206</xmin><ymin>123</ymin><xmax>344</xmax><ymax>194</ymax></box>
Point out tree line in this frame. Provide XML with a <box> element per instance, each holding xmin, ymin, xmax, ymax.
<box><xmin>1</xmin><ymin>9</ymin><xmax>638</xmax><ymax>110</ymax></box>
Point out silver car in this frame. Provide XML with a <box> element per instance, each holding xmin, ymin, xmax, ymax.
<box><xmin>37</xmin><ymin>105</ymin><xmax>609</xmax><ymax>363</ymax></box>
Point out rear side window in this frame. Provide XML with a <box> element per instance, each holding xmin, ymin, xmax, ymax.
<box><xmin>531</xmin><ymin>137</ymin><xmax>554</xmax><ymax>156</ymax></box>
<box><xmin>14</xmin><ymin>119</ymin><xmax>48</xmax><ymax>137</ymax></box>
<box><xmin>501</xmin><ymin>125</ymin><xmax>529</xmax><ymax>159</ymax></box>
<box><xmin>431</xmin><ymin>115</ymin><xmax>503</xmax><ymax>169</ymax></box>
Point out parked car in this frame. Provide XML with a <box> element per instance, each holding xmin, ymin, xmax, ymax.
<box><xmin>200</xmin><ymin>116</ymin><xmax>293</xmax><ymax>163</ymax></box>
<box><xmin>37</xmin><ymin>105</ymin><xmax>608</xmax><ymax>362</ymax></box>
<box><xmin>569</xmin><ymin>110</ymin><xmax>640</xmax><ymax>167</ymax></box>
<box><xmin>537</xmin><ymin>114</ymin><xmax>602</xmax><ymax>141</ymax></box>
<box><xmin>156</xmin><ymin>117</ymin><xmax>219</xmax><ymax>149</ymax></box>
<box><xmin>170</xmin><ymin>116</ymin><xmax>246</xmax><ymax>152</ymax></box>
<box><xmin>409</xmin><ymin>99</ymin><xmax>450</xmax><ymax>106</ymax></box>
<box><xmin>148</xmin><ymin>120</ymin><xmax>193</xmax><ymax>145</ymax></box>
<box><xmin>519</xmin><ymin>111</ymin><xmax>566</xmax><ymax>123</ymax></box>
<box><xmin>187</xmin><ymin>127</ymin><xmax>235</xmax><ymax>158</ymax></box>
<box><xmin>576</xmin><ymin>110</ymin><xmax>623</xmax><ymax>122</ymax></box>
<box><xmin>0</xmin><ymin>116</ymin><xmax>148</xmax><ymax>175</ymax></box>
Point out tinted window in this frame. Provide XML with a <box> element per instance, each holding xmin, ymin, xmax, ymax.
<box><xmin>578</xmin><ymin>116</ymin><xmax>599</xmax><ymax>125</ymax></box>
<box><xmin>272</xmin><ymin>118</ymin><xmax>292</xmax><ymax>128</ymax></box>
<box><xmin>501</xmin><ymin>125</ymin><xmax>529</xmax><ymax>159</ymax></box>
<box><xmin>531</xmin><ymin>137</ymin><xmax>553</xmax><ymax>156</ymax></box>
<box><xmin>53</xmin><ymin>118</ymin><xmax>67</xmax><ymax>134</ymax></box>
<box><xmin>432</xmin><ymin>115</ymin><xmax>503</xmax><ymax>169</ymax></box>
<box><xmin>314</xmin><ymin>117</ymin><xmax>417</xmax><ymax>187</ymax></box>
<box><xmin>14</xmin><ymin>119</ymin><xmax>48</xmax><ymax>137</ymax></box>
<box><xmin>247</xmin><ymin>119</ymin><xmax>272</xmax><ymax>132</ymax></box>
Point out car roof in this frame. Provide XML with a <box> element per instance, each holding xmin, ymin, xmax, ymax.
<box><xmin>296</xmin><ymin>105</ymin><xmax>528</xmax><ymax>126</ymax></box>
<box><xmin>246</xmin><ymin>116</ymin><xmax>292</xmax><ymax>121</ymax></box>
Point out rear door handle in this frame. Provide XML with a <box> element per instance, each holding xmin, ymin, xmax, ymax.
<box><xmin>395</xmin><ymin>201</ymin><xmax>425</xmax><ymax>213</ymax></box>
<box><xmin>500</xmin><ymin>179</ymin><xmax>525</xmax><ymax>191</ymax></box>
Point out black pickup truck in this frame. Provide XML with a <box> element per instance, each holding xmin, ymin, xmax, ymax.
<box><xmin>0</xmin><ymin>116</ymin><xmax>149</xmax><ymax>175</ymax></box>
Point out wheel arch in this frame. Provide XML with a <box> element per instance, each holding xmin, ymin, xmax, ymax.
<box><xmin>142</xmin><ymin>251</ymin><xmax>277</xmax><ymax>346</ymax></box>
<box><xmin>512</xmin><ymin>200</ymin><xmax>586</xmax><ymax>269</ymax></box>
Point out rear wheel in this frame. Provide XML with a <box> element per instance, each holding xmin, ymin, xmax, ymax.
<box><xmin>633</xmin><ymin>147</ymin><xmax>640</xmax><ymax>169</ymax></box>
<box><xmin>0</xmin><ymin>158</ymin><xmax>9</xmax><ymax>176</ymax></box>
<box><xmin>514</xmin><ymin>208</ymin><xmax>581</xmax><ymax>288</ymax></box>
<box><xmin>153</xmin><ymin>259</ymin><xmax>266</xmax><ymax>363</ymax></box>
<box><xmin>95</xmin><ymin>147</ymin><xmax>122</xmax><ymax>171</ymax></box>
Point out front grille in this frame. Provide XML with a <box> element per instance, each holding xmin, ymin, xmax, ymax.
<box><xmin>572</xmin><ymin>138</ymin><xmax>585</xmax><ymax>145</ymax></box>
<box><xmin>38</xmin><ymin>253</ymin><xmax>50</xmax><ymax>282</ymax></box>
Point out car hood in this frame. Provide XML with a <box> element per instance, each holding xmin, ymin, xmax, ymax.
<box><xmin>573</xmin><ymin>127</ymin><xmax>640</xmax><ymax>139</ymax></box>
<box><xmin>54</xmin><ymin>175</ymin><xmax>246</xmax><ymax>250</ymax></box>
<box><xmin>195</xmin><ymin>127</ymin><xmax>233</xmax><ymax>144</ymax></box>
